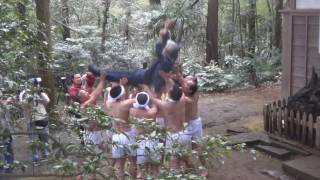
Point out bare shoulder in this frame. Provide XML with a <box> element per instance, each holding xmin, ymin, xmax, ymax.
<box><xmin>121</xmin><ymin>98</ymin><xmax>135</xmax><ymax>107</ymax></box>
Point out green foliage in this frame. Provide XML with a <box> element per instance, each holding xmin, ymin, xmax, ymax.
<box><xmin>0</xmin><ymin>0</ymin><xmax>44</xmax><ymax>80</ymax></box>
<box><xmin>183</xmin><ymin>48</ymin><xmax>281</xmax><ymax>92</ymax></box>
<box><xmin>158</xmin><ymin>168</ymin><xmax>206</xmax><ymax>180</ymax></box>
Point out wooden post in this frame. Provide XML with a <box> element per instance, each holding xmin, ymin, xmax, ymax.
<box><xmin>268</xmin><ymin>104</ymin><xmax>272</xmax><ymax>133</ymax></box>
<box><xmin>272</xmin><ymin>102</ymin><xmax>277</xmax><ymax>133</ymax></box>
<box><xmin>308</xmin><ymin>114</ymin><xmax>314</xmax><ymax>146</ymax></box>
<box><xmin>289</xmin><ymin>110</ymin><xmax>295</xmax><ymax>139</ymax></box>
<box><xmin>277</xmin><ymin>100</ymin><xmax>282</xmax><ymax>136</ymax></box>
<box><xmin>263</xmin><ymin>104</ymin><xmax>269</xmax><ymax>132</ymax></box>
<box><xmin>316</xmin><ymin>117</ymin><xmax>320</xmax><ymax>149</ymax></box>
<box><xmin>296</xmin><ymin>110</ymin><xmax>301</xmax><ymax>141</ymax></box>
<box><xmin>284</xmin><ymin>108</ymin><xmax>289</xmax><ymax>138</ymax></box>
<box><xmin>301</xmin><ymin>112</ymin><xmax>307</xmax><ymax>144</ymax></box>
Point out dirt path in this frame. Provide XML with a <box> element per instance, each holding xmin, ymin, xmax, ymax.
<box><xmin>200</xmin><ymin>84</ymin><xmax>281</xmax><ymax>135</ymax></box>
<box><xmin>199</xmin><ymin>84</ymin><xmax>293</xmax><ymax>180</ymax></box>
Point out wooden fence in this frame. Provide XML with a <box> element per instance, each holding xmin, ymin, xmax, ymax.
<box><xmin>263</xmin><ymin>99</ymin><xmax>320</xmax><ymax>150</ymax></box>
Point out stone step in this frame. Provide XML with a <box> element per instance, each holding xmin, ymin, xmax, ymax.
<box><xmin>228</xmin><ymin>132</ymin><xmax>270</xmax><ymax>146</ymax></box>
<box><xmin>282</xmin><ymin>155</ymin><xmax>320</xmax><ymax>180</ymax></box>
<box><xmin>254</xmin><ymin>145</ymin><xmax>291</xmax><ymax>160</ymax></box>
<box><xmin>270</xmin><ymin>139</ymin><xmax>311</xmax><ymax>156</ymax></box>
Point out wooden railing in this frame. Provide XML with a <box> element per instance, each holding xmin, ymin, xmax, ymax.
<box><xmin>263</xmin><ymin>99</ymin><xmax>320</xmax><ymax>150</ymax></box>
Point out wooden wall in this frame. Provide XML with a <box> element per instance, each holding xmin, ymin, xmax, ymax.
<box><xmin>281</xmin><ymin>10</ymin><xmax>320</xmax><ymax>98</ymax></box>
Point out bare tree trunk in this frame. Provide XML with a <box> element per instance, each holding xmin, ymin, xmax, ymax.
<box><xmin>101</xmin><ymin>0</ymin><xmax>111</xmax><ymax>51</ymax></box>
<box><xmin>230</xmin><ymin>0</ymin><xmax>235</xmax><ymax>55</ymax></box>
<box><xmin>61</xmin><ymin>0</ymin><xmax>70</xmax><ymax>40</ymax></box>
<box><xmin>273</xmin><ymin>0</ymin><xmax>283</xmax><ymax>50</ymax></box>
<box><xmin>97</xmin><ymin>8</ymin><xmax>101</xmax><ymax>28</ymax></box>
<box><xmin>248</xmin><ymin>0</ymin><xmax>256</xmax><ymax>57</ymax></box>
<box><xmin>206</xmin><ymin>0</ymin><xmax>219</xmax><ymax>64</ymax></box>
<box><xmin>266</xmin><ymin>0</ymin><xmax>273</xmax><ymax>50</ymax></box>
<box><xmin>35</xmin><ymin>0</ymin><xmax>56</xmax><ymax>110</ymax></box>
<box><xmin>177</xmin><ymin>18</ymin><xmax>184</xmax><ymax>43</ymax></box>
<box><xmin>17</xmin><ymin>0</ymin><xmax>26</xmax><ymax>20</ymax></box>
<box><xmin>236</xmin><ymin>0</ymin><xmax>244</xmax><ymax>57</ymax></box>
<box><xmin>124</xmin><ymin>8</ymin><xmax>131</xmax><ymax>40</ymax></box>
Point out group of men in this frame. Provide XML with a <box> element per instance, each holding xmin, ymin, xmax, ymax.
<box><xmin>69</xmin><ymin>20</ymin><xmax>206</xmax><ymax>179</ymax></box>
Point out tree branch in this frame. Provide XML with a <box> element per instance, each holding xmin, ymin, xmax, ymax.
<box><xmin>190</xmin><ymin>0</ymin><xmax>200</xmax><ymax>8</ymax></box>
<box><xmin>51</xmin><ymin>17</ymin><xmax>84</xmax><ymax>35</ymax></box>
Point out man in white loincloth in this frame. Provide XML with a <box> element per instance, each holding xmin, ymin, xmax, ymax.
<box><xmin>182</xmin><ymin>75</ymin><xmax>207</xmax><ymax>176</ymax></box>
<box><xmin>104</xmin><ymin>84</ymin><xmax>137</xmax><ymax>179</ymax></box>
<box><xmin>129</xmin><ymin>92</ymin><xmax>159</xmax><ymax>179</ymax></box>
<box><xmin>150</xmin><ymin>84</ymin><xmax>193</xmax><ymax>170</ymax></box>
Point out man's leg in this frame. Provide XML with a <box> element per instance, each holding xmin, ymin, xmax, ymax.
<box><xmin>39</xmin><ymin>125</ymin><xmax>49</xmax><ymax>158</ymax></box>
<box><xmin>4</xmin><ymin>137</ymin><xmax>14</xmax><ymax>173</ymax></box>
<box><xmin>128</xmin><ymin>156</ymin><xmax>137</xmax><ymax>179</ymax></box>
<box><xmin>114</xmin><ymin>158</ymin><xmax>126</xmax><ymax>180</ymax></box>
<box><xmin>191</xmin><ymin>118</ymin><xmax>207</xmax><ymax>176</ymax></box>
<box><xmin>28</xmin><ymin>122</ymin><xmax>39</xmax><ymax>163</ymax></box>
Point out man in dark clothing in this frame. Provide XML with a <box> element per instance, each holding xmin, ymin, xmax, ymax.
<box><xmin>88</xmin><ymin>40</ymin><xmax>180</xmax><ymax>93</ymax></box>
<box><xmin>155</xmin><ymin>28</ymin><xmax>170</xmax><ymax>59</ymax></box>
<box><xmin>83</xmin><ymin>40</ymin><xmax>181</xmax><ymax>108</ymax></box>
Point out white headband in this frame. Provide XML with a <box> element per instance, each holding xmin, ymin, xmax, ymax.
<box><xmin>133</xmin><ymin>92</ymin><xmax>150</xmax><ymax>110</ymax></box>
<box><xmin>107</xmin><ymin>85</ymin><xmax>125</xmax><ymax>103</ymax></box>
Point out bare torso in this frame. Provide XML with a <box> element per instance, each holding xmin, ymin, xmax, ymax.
<box><xmin>129</xmin><ymin>108</ymin><xmax>155</xmax><ymax>134</ymax></box>
<box><xmin>184</xmin><ymin>92</ymin><xmax>199</xmax><ymax>123</ymax></box>
<box><xmin>105</xmin><ymin>100</ymin><xmax>134</xmax><ymax>132</ymax></box>
<box><xmin>161</xmin><ymin>100</ymin><xmax>186</xmax><ymax>133</ymax></box>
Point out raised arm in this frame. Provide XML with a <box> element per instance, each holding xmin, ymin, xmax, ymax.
<box><xmin>40</xmin><ymin>92</ymin><xmax>50</xmax><ymax>105</ymax></box>
<box><xmin>146</xmin><ymin>103</ymin><xmax>158</xmax><ymax>118</ymax></box>
<box><xmin>81</xmin><ymin>75</ymin><xmax>106</xmax><ymax>108</ymax></box>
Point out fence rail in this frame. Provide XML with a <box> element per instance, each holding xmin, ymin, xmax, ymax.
<box><xmin>263</xmin><ymin>99</ymin><xmax>320</xmax><ymax>150</ymax></box>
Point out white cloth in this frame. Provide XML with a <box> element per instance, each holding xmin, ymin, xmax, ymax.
<box><xmin>84</xmin><ymin>130</ymin><xmax>108</xmax><ymax>145</ymax></box>
<box><xmin>166</xmin><ymin>130</ymin><xmax>191</xmax><ymax>159</ymax></box>
<box><xmin>112</xmin><ymin>128</ymin><xmax>137</xmax><ymax>158</ymax></box>
<box><xmin>107</xmin><ymin>85</ymin><xmax>125</xmax><ymax>103</ymax></box>
<box><xmin>19</xmin><ymin>91</ymin><xmax>50</xmax><ymax>121</ymax></box>
<box><xmin>137</xmin><ymin>139</ymin><xmax>161</xmax><ymax>165</ymax></box>
<box><xmin>185</xmin><ymin>117</ymin><xmax>203</xmax><ymax>140</ymax></box>
<box><xmin>155</xmin><ymin>117</ymin><xmax>165</xmax><ymax>128</ymax></box>
<box><xmin>133</xmin><ymin>92</ymin><xmax>150</xmax><ymax>110</ymax></box>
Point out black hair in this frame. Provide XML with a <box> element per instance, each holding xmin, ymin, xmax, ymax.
<box><xmin>110</xmin><ymin>85</ymin><xmax>122</xmax><ymax>98</ymax></box>
<box><xmin>137</xmin><ymin>93</ymin><xmax>148</xmax><ymax>105</ymax></box>
<box><xmin>169</xmin><ymin>84</ymin><xmax>182</xmax><ymax>101</ymax></box>
<box><xmin>189</xmin><ymin>77</ymin><xmax>198</xmax><ymax>96</ymax></box>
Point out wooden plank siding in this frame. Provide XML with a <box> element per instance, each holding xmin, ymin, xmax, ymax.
<box><xmin>281</xmin><ymin>11</ymin><xmax>320</xmax><ymax>97</ymax></box>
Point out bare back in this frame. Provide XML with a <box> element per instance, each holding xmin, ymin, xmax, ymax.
<box><xmin>129</xmin><ymin>107</ymin><xmax>156</xmax><ymax>134</ymax></box>
<box><xmin>184</xmin><ymin>92</ymin><xmax>199</xmax><ymax>123</ymax></box>
<box><xmin>105</xmin><ymin>99</ymin><xmax>134</xmax><ymax>132</ymax></box>
<box><xmin>159</xmin><ymin>100</ymin><xmax>186</xmax><ymax>133</ymax></box>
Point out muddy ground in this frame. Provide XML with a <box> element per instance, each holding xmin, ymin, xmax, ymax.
<box><xmin>5</xmin><ymin>83</ymin><xmax>293</xmax><ymax>180</ymax></box>
<box><xmin>199</xmin><ymin>84</ymin><xmax>292</xmax><ymax>180</ymax></box>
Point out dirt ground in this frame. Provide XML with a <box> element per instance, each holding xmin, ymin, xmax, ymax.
<box><xmin>199</xmin><ymin>84</ymin><xmax>292</xmax><ymax>180</ymax></box>
<box><xmin>5</xmin><ymin>83</ymin><xmax>292</xmax><ymax>180</ymax></box>
<box><xmin>200</xmin><ymin>83</ymin><xmax>281</xmax><ymax>135</ymax></box>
